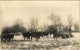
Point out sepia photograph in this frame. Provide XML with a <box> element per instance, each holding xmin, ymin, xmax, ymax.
<box><xmin>0</xmin><ymin>1</ymin><xmax>80</xmax><ymax>50</ymax></box>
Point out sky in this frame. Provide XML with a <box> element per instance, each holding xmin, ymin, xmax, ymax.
<box><xmin>0</xmin><ymin>1</ymin><xmax>79</xmax><ymax>33</ymax></box>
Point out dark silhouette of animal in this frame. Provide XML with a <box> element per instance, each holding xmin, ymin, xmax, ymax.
<box><xmin>22</xmin><ymin>31</ymin><xmax>31</xmax><ymax>41</ymax></box>
<box><xmin>22</xmin><ymin>31</ymin><xmax>43</xmax><ymax>41</ymax></box>
<box><xmin>56</xmin><ymin>33</ymin><xmax>69</xmax><ymax>39</ymax></box>
<box><xmin>1</xmin><ymin>33</ymin><xmax>14</xmax><ymax>42</ymax></box>
<box><xmin>1</xmin><ymin>26</ymin><xmax>14</xmax><ymax>42</ymax></box>
<box><xmin>30</xmin><ymin>32</ymin><xmax>41</xmax><ymax>41</ymax></box>
<box><xmin>52</xmin><ymin>28</ymin><xmax>58</xmax><ymax>39</ymax></box>
<box><xmin>68</xmin><ymin>28</ymin><xmax>74</xmax><ymax>37</ymax></box>
<box><xmin>47</xmin><ymin>25</ymin><xmax>59</xmax><ymax>39</ymax></box>
<box><xmin>42</xmin><ymin>32</ymin><xmax>48</xmax><ymax>38</ymax></box>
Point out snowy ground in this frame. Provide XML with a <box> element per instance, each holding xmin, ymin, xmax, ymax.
<box><xmin>0</xmin><ymin>32</ymin><xmax>80</xmax><ymax>50</ymax></box>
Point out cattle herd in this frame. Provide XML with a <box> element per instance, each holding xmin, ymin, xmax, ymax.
<box><xmin>1</xmin><ymin>26</ymin><xmax>74</xmax><ymax>42</ymax></box>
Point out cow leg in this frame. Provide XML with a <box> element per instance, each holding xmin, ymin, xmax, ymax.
<box><xmin>9</xmin><ymin>39</ymin><xmax>11</xmax><ymax>42</ymax></box>
<box><xmin>39</xmin><ymin>36</ymin><xmax>40</xmax><ymax>39</ymax></box>
<box><xmin>27</xmin><ymin>37</ymin><xmax>28</xmax><ymax>41</ymax></box>
<box><xmin>5</xmin><ymin>38</ymin><xmax>8</xmax><ymax>41</ymax></box>
<box><xmin>55</xmin><ymin>35</ymin><xmax>57</xmax><ymax>39</ymax></box>
<box><xmin>53</xmin><ymin>35</ymin><xmax>56</xmax><ymax>39</ymax></box>
<box><xmin>36</xmin><ymin>37</ymin><xmax>38</xmax><ymax>41</ymax></box>
<box><xmin>54</xmin><ymin>36</ymin><xmax>55</xmax><ymax>39</ymax></box>
<box><xmin>5</xmin><ymin>38</ymin><xmax>7</xmax><ymax>42</ymax></box>
<box><xmin>29</xmin><ymin>37</ymin><xmax>30</xmax><ymax>41</ymax></box>
<box><xmin>4</xmin><ymin>38</ymin><xmax>5</xmax><ymax>41</ymax></box>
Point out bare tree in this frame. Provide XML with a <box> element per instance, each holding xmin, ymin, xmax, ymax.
<box><xmin>48</xmin><ymin>13</ymin><xmax>56</xmax><ymax>25</ymax></box>
<box><xmin>48</xmin><ymin>13</ymin><xmax>62</xmax><ymax>32</ymax></box>
<box><xmin>67</xmin><ymin>14</ymin><xmax>73</xmax><ymax>32</ymax></box>
<box><xmin>14</xmin><ymin>19</ymin><xmax>23</xmax><ymax>27</ymax></box>
<box><xmin>47</xmin><ymin>12</ymin><xmax>64</xmax><ymax>38</ymax></box>
<box><xmin>12</xmin><ymin>19</ymin><xmax>26</xmax><ymax>34</ymax></box>
<box><xmin>29</xmin><ymin>17</ymin><xmax>39</xmax><ymax>32</ymax></box>
<box><xmin>67</xmin><ymin>15</ymin><xmax>73</xmax><ymax>28</ymax></box>
<box><xmin>67</xmin><ymin>14</ymin><xmax>74</xmax><ymax>37</ymax></box>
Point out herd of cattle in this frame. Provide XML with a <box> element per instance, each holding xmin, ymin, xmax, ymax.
<box><xmin>1</xmin><ymin>29</ymin><xmax>74</xmax><ymax>42</ymax></box>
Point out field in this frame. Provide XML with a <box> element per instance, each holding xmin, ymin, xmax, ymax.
<box><xmin>0</xmin><ymin>32</ymin><xmax>80</xmax><ymax>50</ymax></box>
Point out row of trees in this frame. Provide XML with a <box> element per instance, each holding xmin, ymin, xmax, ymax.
<box><xmin>49</xmin><ymin>13</ymin><xmax>79</xmax><ymax>32</ymax></box>
<box><xmin>1</xmin><ymin>13</ymin><xmax>79</xmax><ymax>41</ymax></box>
<box><xmin>2</xmin><ymin>13</ymin><xmax>79</xmax><ymax>35</ymax></box>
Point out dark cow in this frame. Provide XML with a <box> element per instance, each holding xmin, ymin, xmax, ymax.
<box><xmin>22</xmin><ymin>31</ymin><xmax>31</xmax><ymax>41</ymax></box>
<box><xmin>36</xmin><ymin>32</ymin><xmax>43</xmax><ymax>39</ymax></box>
<box><xmin>1</xmin><ymin>33</ymin><xmax>14</xmax><ymax>42</ymax></box>
<box><xmin>48</xmin><ymin>25</ymin><xmax>59</xmax><ymax>39</ymax></box>
<box><xmin>56</xmin><ymin>33</ymin><xmax>69</xmax><ymax>39</ymax></box>
<box><xmin>42</xmin><ymin>32</ymin><xmax>49</xmax><ymax>38</ymax></box>
<box><xmin>52</xmin><ymin>29</ymin><xmax>58</xmax><ymax>39</ymax></box>
<box><xmin>1</xmin><ymin>26</ymin><xmax>14</xmax><ymax>42</ymax></box>
<box><xmin>22</xmin><ymin>31</ymin><xmax>43</xmax><ymax>41</ymax></box>
<box><xmin>30</xmin><ymin>32</ymin><xmax>40</xmax><ymax>41</ymax></box>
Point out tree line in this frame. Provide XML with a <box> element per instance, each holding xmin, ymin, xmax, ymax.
<box><xmin>1</xmin><ymin>13</ymin><xmax>79</xmax><ymax>42</ymax></box>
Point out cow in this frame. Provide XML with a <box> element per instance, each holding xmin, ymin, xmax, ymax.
<box><xmin>22</xmin><ymin>31</ymin><xmax>31</xmax><ymax>41</ymax></box>
<box><xmin>42</xmin><ymin>32</ymin><xmax>49</xmax><ymax>38</ymax></box>
<box><xmin>1</xmin><ymin>26</ymin><xmax>14</xmax><ymax>42</ymax></box>
<box><xmin>56</xmin><ymin>33</ymin><xmax>69</xmax><ymax>39</ymax></box>
<box><xmin>1</xmin><ymin>33</ymin><xmax>14</xmax><ymax>42</ymax></box>
<box><xmin>30</xmin><ymin>32</ymin><xmax>40</xmax><ymax>41</ymax></box>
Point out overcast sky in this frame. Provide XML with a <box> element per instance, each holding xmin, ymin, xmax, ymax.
<box><xmin>0</xmin><ymin>1</ymin><xmax>79</xmax><ymax>29</ymax></box>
